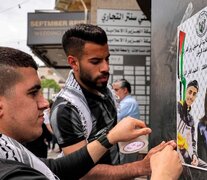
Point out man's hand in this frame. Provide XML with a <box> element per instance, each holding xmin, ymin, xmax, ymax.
<box><xmin>150</xmin><ymin>145</ymin><xmax>183</xmax><ymax>180</ymax></box>
<box><xmin>107</xmin><ymin>117</ymin><xmax>151</xmax><ymax>144</ymax></box>
<box><xmin>134</xmin><ymin>140</ymin><xmax>177</xmax><ymax>176</ymax></box>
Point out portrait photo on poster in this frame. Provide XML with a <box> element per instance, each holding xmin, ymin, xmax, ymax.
<box><xmin>176</xmin><ymin>6</ymin><xmax>207</xmax><ymax>171</ymax></box>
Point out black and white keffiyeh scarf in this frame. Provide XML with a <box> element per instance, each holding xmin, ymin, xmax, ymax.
<box><xmin>54</xmin><ymin>70</ymin><xmax>118</xmax><ymax>141</ymax></box>
<box><xmin>0</xmin><ymin>134</ymin><xmax>59</xmax><ymax>180</ymax></box>
<box><xmin>54</xmin><ymin>70</ymin><xmax>93</xmax><ymax>140</ymax></box>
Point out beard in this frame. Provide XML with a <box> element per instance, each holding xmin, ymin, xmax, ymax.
<box><xmin>79</xmin><ymin>67</ymin><xmax>109</xmax><ymax>92</ymax></box>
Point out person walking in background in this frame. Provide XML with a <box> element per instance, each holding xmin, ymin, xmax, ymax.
<box><xmin>112</xmin><ymin>79</ymin><xmax>140</xmax><ymax>121</ymax></box>
<box><xmin>43</xmin><ymin>100</ymin><xmax>61</xmax><ymax>153</ymax></box>
<box><xmin>112</xmin><ymin>78</ymin><xmax>141</xmax><ymax>164</ymax></box>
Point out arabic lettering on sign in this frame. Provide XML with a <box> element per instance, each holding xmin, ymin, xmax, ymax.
<box><xmin>184</xmin><ymin>63</ymin><xmax>207</xmax><ymax>77</ymax></box>
<box><xmin>185</xmin><ymin>37</ymin><xmax>207</xmax><ymax>57</ymax></box>
<box><xmin>197</xmin><ymin>46</ymin><xmax>207</xmax><ymax>57</ymax></box>
<box><xmin>109</xmin><ymin>46</ymin><xmax>150</xmax><ymax>55</ymax></box>
<box><xmin>102</xmin><ymin>26</ymin><xmax>151</xmax><ymax>36</ymax></box>
<box><xmin>108</xmin><ymin>36</ymin><xmax>151</xmax><ymax>46</ymax></box>
<box><xmin>97</xmin><ymin>9</ymin><xmax>150</xmax><ymax>27</ymax></box>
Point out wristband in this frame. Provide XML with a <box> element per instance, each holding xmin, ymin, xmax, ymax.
<box><xmin>97</xmin><ymin>132</ymin><xmax>113</xmax><ymax>149</ymax></box>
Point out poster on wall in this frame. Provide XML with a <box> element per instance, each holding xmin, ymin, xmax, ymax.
<box><xmin>177</xmin><ymin>6</ymin><xmax>207</xmax><ymax>171</ymax></box>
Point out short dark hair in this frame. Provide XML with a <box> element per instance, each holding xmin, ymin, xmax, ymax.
<box><xmin>187</xmin><ymin>80</ymin><xmax>199</xmax><ymax>91</ymax></box>
<box><xmin>0</xmin><ymin>47</ymin><xmax>38</xmax><ymax>95</ymax></box>
<box><xmin>62</xmin><ymin>23</ymin><xmax>108</xmax><ymax>59</ymax></box>
<box><xmin>114</xmin><ymin>79</ymin><xmax>131</xmax><ymax>93</ymax></box>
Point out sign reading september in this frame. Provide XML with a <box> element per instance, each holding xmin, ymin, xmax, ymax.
<box><xmin>177</xmin><ymin>6</ymin><xmax>207</xmax><ymax>171</ymax></box>
<box><xmin>27</xmin><ymin>12</ymin><xmax>85</xmax><ymax>45</ymax></box>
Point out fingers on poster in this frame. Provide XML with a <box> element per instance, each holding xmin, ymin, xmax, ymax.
<box><xmin>177</xmin><ymin>6</ymin><xmax>207</xmax><ymax>171</ymax></box>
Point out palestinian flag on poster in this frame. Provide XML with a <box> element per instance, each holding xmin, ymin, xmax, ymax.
<box><xmin>178</xmin><ymin>31</ymin><xmax>186</xmax><ymax>101</ymax></box>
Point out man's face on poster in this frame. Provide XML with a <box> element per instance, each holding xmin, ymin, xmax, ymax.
<box><xmin>186</xmin><ymin>86</ymin><xmax>198</xmax><ymax>107</ymax></box>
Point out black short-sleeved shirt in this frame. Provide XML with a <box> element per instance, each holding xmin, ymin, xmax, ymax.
<box><xmin>0</xmin><ymin>158</ymin><xmax>49</xmax><ymax>180</ymax></box>
<box><xmin>51</xmin><ymin>87</ymin><xmax>120</xmax><ymax>165</ymax></box>
<box><xmin>0</xmin><ymin>146</ymin><xmax>94</xmax><ymax>180</ymax></box>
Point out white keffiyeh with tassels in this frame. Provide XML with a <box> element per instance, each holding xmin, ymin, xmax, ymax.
<box><xmin>53</xmin><ymin>70</ymin><xmax>93</xmax><ymax>141</ymax></box>
<box><xmin>53</xmin><ymin>70</ymin><xmax>118</xmax><ymax>141</ymax></box>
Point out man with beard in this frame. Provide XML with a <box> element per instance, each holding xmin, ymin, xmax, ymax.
<box><xmin>50</xmin><ymin>24</ymin><xmax>180</xmax><ymax>179</ymax></box>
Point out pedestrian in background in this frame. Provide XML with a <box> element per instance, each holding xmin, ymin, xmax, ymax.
<box><xmin>112</xmin><ymin>79</ymin><xmax>140</xmax><ymax>121</ymax></box>
<box><xmin>112</xmin><ymin>78</ymin><xmax>141</xmax><ymax>163</ymax></box>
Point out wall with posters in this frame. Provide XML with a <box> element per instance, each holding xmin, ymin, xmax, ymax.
<box><xmin>177</xmin><ymin>6</ymin><xmax>207</xmax><ymax>173</ymax></box>
<box><xmin>151</xmin><ymin>0</ymin><xmax>207</xmax><ymax>178</ymax></box>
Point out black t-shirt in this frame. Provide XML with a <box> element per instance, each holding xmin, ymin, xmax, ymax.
<box><xmin>0</xmin><ymin>158</ymin><xmax>49</xmax><ymax>180</ymax></box>
<box><xmin>50</xmin><ymin>87</ymin><xmax>120</xmax><ymax>165</ymax></box>
<box><xmin>0</xmin><ymin>146</ymin><xmax>94</xmax><ymax>180</ymax></box>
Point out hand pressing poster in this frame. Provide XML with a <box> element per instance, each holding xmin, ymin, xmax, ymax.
<box><xmin>177</xmin><ymin>6</ymin><xmax>207</xmax><ymax>171</ymax></box>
